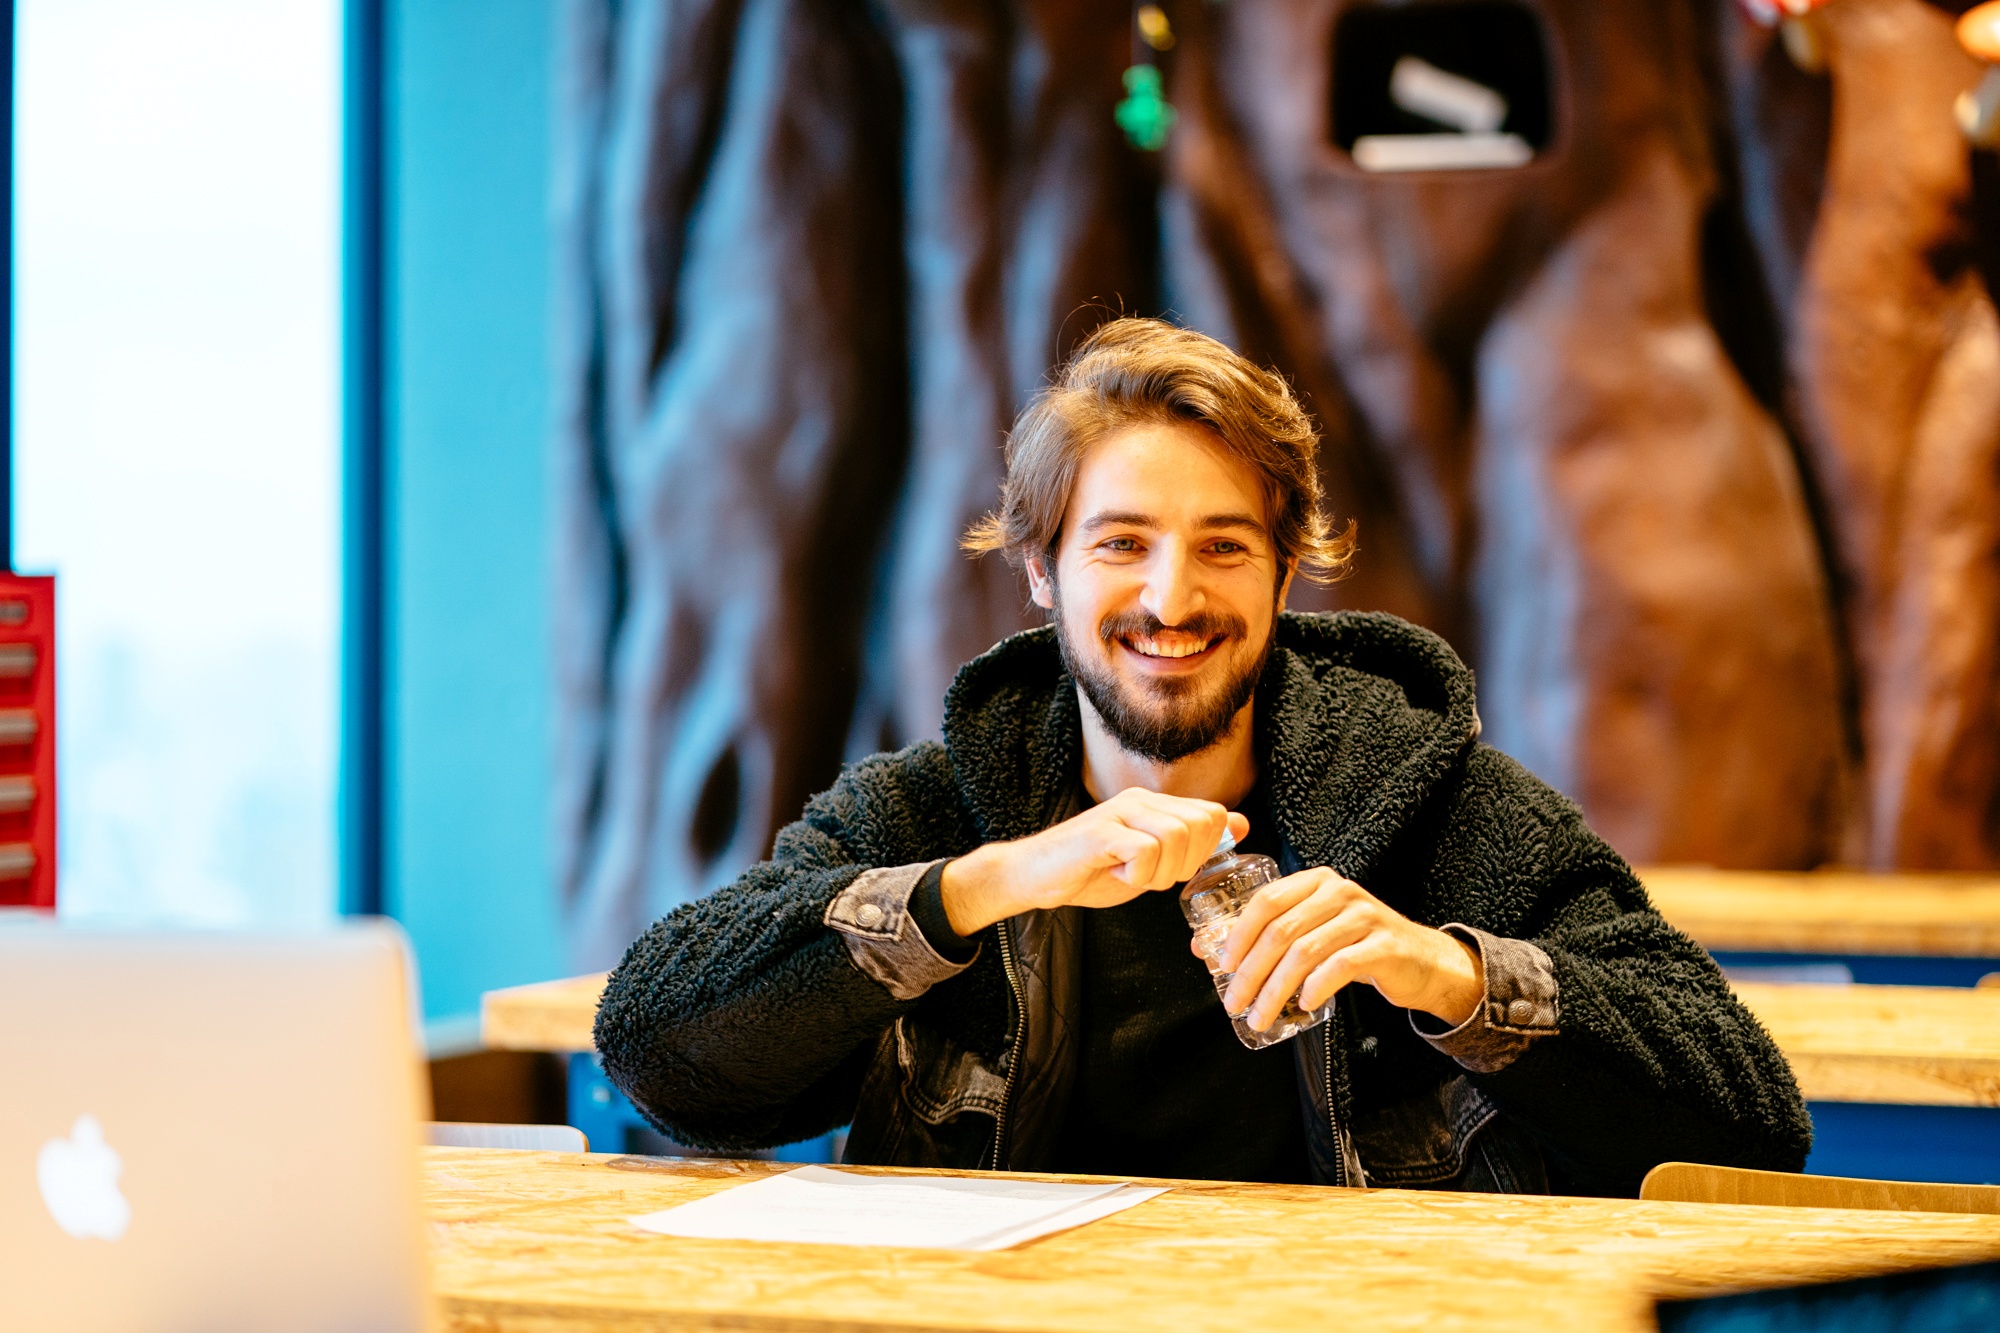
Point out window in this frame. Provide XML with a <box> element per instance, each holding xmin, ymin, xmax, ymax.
<box><xmin>15</xmin><ymin>0</ymin><xmax>340</xmax><ymax>925</ymax></box>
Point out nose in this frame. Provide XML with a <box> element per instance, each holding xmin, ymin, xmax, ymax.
<box><xmin>1139</xmin><ymin>539</ymin><xmax>1205</xmax><ymax>627</ymax></box>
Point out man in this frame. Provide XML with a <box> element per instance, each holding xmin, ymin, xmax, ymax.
<box><xmin>595</xmin><ymin>318</ymin><xmax>1810</xmax><ymax>1194</ymax></box>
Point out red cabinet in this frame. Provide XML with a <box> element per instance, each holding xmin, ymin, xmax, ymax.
<box><xmin>0</xmin><ymin>575</ymin><xmax>56</xmax><ymax>909</ymax></box>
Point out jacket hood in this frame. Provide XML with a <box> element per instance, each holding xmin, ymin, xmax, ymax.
<box><xmin>940</xmin><ymin>610</ymin><xmax>1481</xmax><ymax>883</ymax></box>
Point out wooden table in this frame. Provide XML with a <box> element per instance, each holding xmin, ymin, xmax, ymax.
<box><xmin>483</xmin><ymin>972</ymin><xmax>2000</xmax><ymax>1108</ymax></box>
<box><xmin>423</xmin><ymin>1146</ymin><xmax>2000</xmax><ymax>1332</ymax></box>
<box><xmin>483</xmin><ymin>971</ymin><xmax>605</xmax><ymax>1055</ymax></box>
<box><xmin>1637</xmin><ymin>866</ymin><xmax>2000</xmax><ymax>957</ymax></box>
<box><xmin>1733</xmin><ymin>981</ymin><xmax>2000</xmax><ymax>1106</ymax></box>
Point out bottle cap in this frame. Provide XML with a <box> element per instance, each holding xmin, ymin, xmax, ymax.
<box><xmin>1211</xmin><ymin>828</ymin><xmax>1237</xmax><ymax>857</ymax></box>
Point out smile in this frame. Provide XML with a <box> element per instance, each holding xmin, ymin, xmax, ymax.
<box><xmin>1119</xmin><ymin>632</ymin><xmax>1223</xmax><ymax>662</ymax></box>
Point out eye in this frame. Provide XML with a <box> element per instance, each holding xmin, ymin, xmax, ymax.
<box><xmin>1102</xmin><ymin>537</ymin><xmax>1140</xmax><ymax>552</ymax></box>
<box><xmin>1208</xmin><ymin>539</ymin><xmax>1246</xmax><ymax>555</ymax></box>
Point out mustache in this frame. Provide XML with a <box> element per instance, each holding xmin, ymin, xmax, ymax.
<box><xmin>1096</xmin><ymin>608</ymin><xmax>1249</xmax><ymax>645</ymax></box>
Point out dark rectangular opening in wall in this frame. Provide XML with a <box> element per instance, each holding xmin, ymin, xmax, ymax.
<box><xmin>1332</xmin><ymin>2</ymin><xmax>1554</xmax><ymax>155</ymax></box>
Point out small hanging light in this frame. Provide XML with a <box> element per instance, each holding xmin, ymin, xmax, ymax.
<box><xmin>1117</xmin><ymin>3</ymin><xmax>1178</xmax><ymax>151</ymax></box>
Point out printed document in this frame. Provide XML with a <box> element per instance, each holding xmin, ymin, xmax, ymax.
<box><xmin>628</xmin><ymin>1165</ymin><xmax>1167</xmax><ymax>1251</ymax></box>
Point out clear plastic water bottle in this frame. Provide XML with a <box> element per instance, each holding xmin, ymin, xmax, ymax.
<box><xmin>1178</xmin><ymin>832</ymin><xmax>1334</xmax><ymax>1050</ymax></box>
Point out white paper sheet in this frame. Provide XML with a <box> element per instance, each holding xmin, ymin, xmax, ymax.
<box><xmin>628</xmin><ymin>1165</ymin><xmax>1167</xmax><ymax>1252</ymax></box>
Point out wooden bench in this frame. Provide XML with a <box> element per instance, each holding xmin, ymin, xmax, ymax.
<box><xmin>1637</xmin><ymin>866</ymin><xmax>2000</xmax><ymax>959</ymax></box>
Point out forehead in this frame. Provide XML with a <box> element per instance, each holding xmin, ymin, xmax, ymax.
<box><xmin>1064</xmin><ymin>421</ymin><xmax>1267</xmax><ymax>531</ymax></box>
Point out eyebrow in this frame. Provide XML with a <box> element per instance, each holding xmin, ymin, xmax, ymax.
<box><xmin>1076</xmin><ymin>509</ymin><xmax>1268</xmax><ymax>535</ymax></box>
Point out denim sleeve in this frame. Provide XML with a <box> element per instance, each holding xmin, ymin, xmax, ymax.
<box><xmin>1409</xmin><ymin>924</ymin><xmax>1560</xmax><ymax>1074</ymax></box>
<box><xmin>823</xmin><ymin>859</ymin><xmax>981</xmax><ymax>1001</ymax></box>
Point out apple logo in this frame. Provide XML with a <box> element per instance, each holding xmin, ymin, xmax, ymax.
<box><xmin>37</xmin><ymin>1115</ymin><xmax>131</xmax><ymax>1240</ymax></box>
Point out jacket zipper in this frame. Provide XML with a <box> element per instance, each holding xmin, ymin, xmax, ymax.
<box><xmin>989</xmin><ymin>915</ymin><xmax>1024</xmax><ymax>1171</ymax></box>
<box><xmin>1323</xmin><ymin>1021</ymin><xmax>1349</xmax><ymax>1189</ymax></box>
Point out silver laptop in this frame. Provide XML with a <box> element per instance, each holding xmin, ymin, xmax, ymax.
<box><xmin>0</xmin><ymin>920</ymin><xmax>435</xmax><ymax>1332</ymax></box>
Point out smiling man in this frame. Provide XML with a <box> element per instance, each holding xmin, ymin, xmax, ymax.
<box><xmin>595</xmin><ymin>318</ymin><xmax>1811</xmax><ymax>1194</ymax></box>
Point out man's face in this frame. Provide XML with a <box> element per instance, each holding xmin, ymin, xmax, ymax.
<box><xmin>1027</xmin><ymin>422</ymin><xmax>1291</xmax><ymax>763</ymax></box>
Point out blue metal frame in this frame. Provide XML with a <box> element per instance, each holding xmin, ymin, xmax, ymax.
<box><xmin>341</xmin><ymin>0</ymin><xmax>386</xmax><ymax>917</ymax></box>
<box><xmin>1714</xmin><ymin>951</ymin><xmax>2000</xmax><ymax>1186</ymax></box>
<box><xmin>1712</xmin><ymin>951</ymin><xmax>2000</xmax><ymax>989</ymax></box>
<box><xmin>1659</xmin><ymin>1258</ymin><xmax>2000</xmax><ymax>1331</ymax></box>
<box><xmin>567</xmin><ymin>1054</ymin><xmax>840</xmax><ymax>1162</ymax></box>
<box><xmin>1807</xmin><ymin>1102</ymin><xmax>2000</xmax><ymax>1187</ymax></box>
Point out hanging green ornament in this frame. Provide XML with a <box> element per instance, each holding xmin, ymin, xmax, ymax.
<box><xmin>1115</xmin><ymin>64</ymin><xmax>1177</xmax><ymax>152</ymax></box>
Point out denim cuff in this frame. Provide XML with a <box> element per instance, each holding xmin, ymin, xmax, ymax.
<box><xmin>824</xmin><ymin>860</ymin><xmax>980</xmax><ymax>1001</ymax></box>
<box><xmin>1410</xmin><ymin>924</ymin><xmax>1560</xmax><ymax>1074</ymax></box>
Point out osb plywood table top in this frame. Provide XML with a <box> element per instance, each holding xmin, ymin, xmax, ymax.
<box><xmin>422</xmin><ymin>1147</ymin><xmax>2000</xmax><ymax>1333</ymax></box>
<box><xmin>482</xmin><ymin>972</ymin><xmax>608</xmax><ymax>1054</ymax></box>
<box><xmin>1732</xmin><ymin>981</ymin><xmax>2000</xmax><ymax>1106</ymax></box>
<box><xmin>480</xmin><ymin>971</ymin><xmax>2000</xmax><ymax>1107</ymax></box>
<box><xmin>1638</xmin><ymin>866</ymin><xmax>2000</xmax><ymax>957</ymax></box>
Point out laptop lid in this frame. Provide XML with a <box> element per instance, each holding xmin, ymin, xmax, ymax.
<box><xmin>0</xmin><ymin>920</ymin><xmax>434</xmax><ymax>1333</ymax></box>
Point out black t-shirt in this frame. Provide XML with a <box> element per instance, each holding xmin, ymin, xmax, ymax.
<box><xmin>909</xmin><ymin>784</ymin><xmax>1310</xmax><ymax>1184</ymax></box>
<box><xmin>1048</xmin><ymin>782</ymin><xmax>1309</xmax><ymax>1183</ymax></box>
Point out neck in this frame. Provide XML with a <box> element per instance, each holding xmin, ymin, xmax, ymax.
<box><xmin>1077</xmin><ymin>690</ymin><xmax>1260</xmax><ymax>809</ymax></box>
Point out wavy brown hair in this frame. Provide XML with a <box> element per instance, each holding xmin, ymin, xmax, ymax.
<box><xmin>962</xmin><ymin>317</ymin><xmax>1355</xmax><ymax>584</ymax></box>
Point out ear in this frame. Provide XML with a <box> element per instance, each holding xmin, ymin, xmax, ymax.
<box><xmin>1026</xmin><ymin>550</ymin><xmax>1056</xmax><ymax>610</ymax></box>
<box><xmin>1276</xmin><ymin>560</ymin><xmax>1297</xmax><ymax>612</ymax></box>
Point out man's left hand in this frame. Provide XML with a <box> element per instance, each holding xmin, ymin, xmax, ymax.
<box><xmin>1200</xmin><ymin>869</ymin><xmax>1484</xmax><ymax>1031</ymax></box>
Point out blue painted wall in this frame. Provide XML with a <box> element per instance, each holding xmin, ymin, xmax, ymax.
<box><xmin>386</xmin><ymin>0</ymin><xmax>562</xmax><ymax>1018</ymax></box>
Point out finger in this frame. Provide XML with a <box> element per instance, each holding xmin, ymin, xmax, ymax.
<box><xmin>1111</xmin><ymin>798</ymin><xmax>1243</xmax><ymax>865</ymax></box>
<box><xmin>1098</xmin><ymin>825</ymin><xmax>1162</xmax><ymax>889</ymax></box>
<box><xmin>1246</xmin><ymin>916</ymin><xmax>1380</xmax><ymax>1028</ymax></box>
<box><xmin>1298</xmin><ymin>937</ymin><xmax>1390</xmax><ymax>1013</ymax></box>
<box><xmin>1234</xmin><ymin>904</ymin><xmax>1370</xmax><ymax>1026</ymax></box>
<box><xmin>1171</xmin><ymin>807</ymin><xmax>1231</xmax><ymax>883</ymax></box>
<box><xmin>1109</xmin><ymin>803</ymin><xmax>1198</xmax><ymax>891</ymax></box>
<box><xmin>1123</xmin><ymin>791</ymin><xmax>1239</xmax><ymax>884</ymax></box>
<box><xmin>1180</xmin><ymin>804</ymin><xmax>1233</xmax><ymax>881</ymax></box>
<box><xmin>1224</xmin><ymin>883</ymin><xmax>1376</xmax><ymax>1014</ymax></box>
<box><xmin>1219</xmin><ymin>887</ymin><xmax>1328</xmax><ymax>1013</ymax></box>
<box><xmin>1215</xmin><ymin>874</ymin><xmax>1325</xmax><ymax>972</ymax></box>
<box><xmin>1211</xmin><ymin>901</ymin><xmax>1287</xmax><ymax>995</ymax></box>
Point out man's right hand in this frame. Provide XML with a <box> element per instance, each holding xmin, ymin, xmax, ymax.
<box><xmin>939</xmin><ymin>789</ymin><xmax>1250</xmax><ymax>937</ymax></box>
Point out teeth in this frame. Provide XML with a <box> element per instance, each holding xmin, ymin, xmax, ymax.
<box><xmin>1128</xmin><ymin>634</ymin><xmax>1212</xmax><ymax>659</ymax></box>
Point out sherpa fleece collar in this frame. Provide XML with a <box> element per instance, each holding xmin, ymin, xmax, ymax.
<box><xmin>938</xmin><ymin>610</ymin><xmax>1481</xmax><ymax>884</ymax></box>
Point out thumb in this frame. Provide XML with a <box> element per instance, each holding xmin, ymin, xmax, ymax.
<box><xmin>1225</xmin><ymin>811</ymin><xmax>1250</xmax><ymax>845</ymax></box>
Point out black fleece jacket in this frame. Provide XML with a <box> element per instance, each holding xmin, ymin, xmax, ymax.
<box><xmin>595</xmin><ymin>611</ymin><xmax>1813</xmax><ymax>1194</ymax></box>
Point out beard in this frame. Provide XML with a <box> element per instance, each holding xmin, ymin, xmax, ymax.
<box><xmin>1053</xmin><ymin>589</ymin><xmax>1275</xmax><ymax>764</ymax></box>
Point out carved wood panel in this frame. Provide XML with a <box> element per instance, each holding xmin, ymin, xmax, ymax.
<box><xmin>555</xmin><ymin>0</ymin><xmax>2000</xmax><ymax>964</ymax></box>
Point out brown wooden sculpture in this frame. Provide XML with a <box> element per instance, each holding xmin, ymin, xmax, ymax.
<box><xmin>863</xmin><ymin>0</ymin><xmax>1154</xmax><ymax>747</ymax></box>
<box><xmin>554</xmin><ymin>0</ymin><xmax>2000</xmax><ymax>964</ymax></box>
<box><xmin>1167</xmin><ymin>0</ymin><xmax>1848</xmax><ymax>866</ymax></box>
<box><xmin>553</xmin><ymin>0</ymin><xmax>906</xmax><ymax>967</ymax></box>
<box><xmin>1725</xmin><ymin>0</ymin><xmax>2000</xmax><ymax>868</ymax></box>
